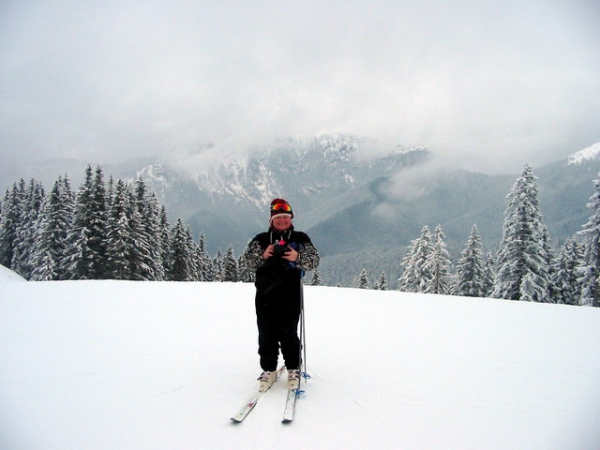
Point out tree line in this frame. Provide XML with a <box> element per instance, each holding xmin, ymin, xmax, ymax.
<box><xmin>0</xmin><ymin>165</ymin><xmax>248</xmax><ymax>282</ymax></box>
<box><xmin>353</xmin><ymin>164</ymin><xmax>600</xmax><ymax>307</ymax></box>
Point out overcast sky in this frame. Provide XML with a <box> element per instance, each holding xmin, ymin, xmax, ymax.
<box><xmin>1</xmin><ymin>0</ymin><xmax>599</xmax><ymax>174</ymax></box>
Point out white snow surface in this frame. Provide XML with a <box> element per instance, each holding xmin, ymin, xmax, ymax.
<box><xmin>568</xmin><ymin>142</ymin><xmax>600</xmax><ymax>165</ymax></box>
<box><xmin>0</xmin><ymin>263</ymin><xmax>26</xmax><ymax>282</ymax></box>
<box><xmin>1</xmin><ymin>269</ymin><xmax>600</xmax><ymax>450</ymax></box>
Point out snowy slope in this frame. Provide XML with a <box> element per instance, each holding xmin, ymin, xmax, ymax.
<box><xmin>0</xmin><ymin>264</ymin><xmax>26</xmax><ymax>282</ymax></box>
<box><xmin>1</xmin><ymin>273</ymin><xmax>600</xmax><ymax>450</ymax></box>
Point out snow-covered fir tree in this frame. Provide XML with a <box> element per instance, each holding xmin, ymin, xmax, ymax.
<box><xmin>493</xmin><ymin>164</ymin><xmax>552</xmax><ymax>302</ymax></box>
<box><xmin>169</xmin><ymin>218</ymin><xmax>197</xmax><ymax>281</ymax></box>
<box><xmin>213</xmin><ymin>250</ymin><xmax>225</xmax><ymax>282</ymax></box>
<box><xmin>482</xmin><ymin>252</ymin><xmax>497</xmax><ymax>297</ymax></box>
<box><xmin>453</xmin><ymin>224</ymin><xmax>486</xmax><ymax>297</ymax></box>
<box><xmin>540</xmin><ymin>225</ymin><xmax>558</xmax><ymax>301</ymax></box>
<box><xmin>212</xmin><ymin>251</ymin><xmax>225</xmax><ymax>282</ymax></box>
<box><xmin>133</xmin><ymin>179</ymin><xmax>164</xmax><ymax>281</ymax></box>
<box><xmin>309</xmin><ymin>268</ymin><xmax>322</xmax><ymax>286</ymax></box>
<box><xmin>423</xmin><ymin>225</ymin><xmax>452</xmax><ymax>295</ymax></box>
<box><xmin>553</xmin><ymin>238</ymin><xmax>584</xmax><ymax>305</ymax></box>
<box><xmin>579</xmin><ymin>175</ymin><xmax>600</xmax><ymax>307</ymax></box>
<box><xmin>223</xmin><ymin>245</ymin><xmax>238</xmax><ymax>282</ymax></box>
<box><xmin>89</xmin><ymin>166</ymin><xmax>110</xmax><ymax>278</ymax></box>
<box><xmin>196</xmin><ymin>233</ymin><xmax>215</xmax><ymax>281</ymax></box>
<box><xmin>65</xmin><ymin>165</ymin><xmax>110</xmax><ymax>280</ymax></box>
<box><xmin>398</xmin><ymin>225</ymin><xmax>433</xmax><ymax>293</ymax></box>
<box><xmin>30</xmin><ymin>176</ymin><xmax>75</xmax><ymax>281</ymax></box>
<box><xmin>236</xmin><ymin>254</ymin><xmax>250</xmax><ymax>282</ymax></box>
<box><xmin>158</xmin><ymin>205</ymin><xmax>172</xmax><ymax>278</ymax></box>
<box><xmin>355</xmin><ymin>268</ymin><xmax>369</xmax><ymax>289</ymax></box>
<box><xmin>373</xmin><ymin>271</ymin><xmax>388</xmax><ymax>290</ymax></box>
<box><xmin>105</xmin><ymin>179</ymin><xmax>135</xmax><ymax>280</ymax></box>
<box><xmin>0</xmin><ymin>182</ymin><xmax>25</xmax><ymax>270</ymax></box>
<box><xmin>12</xmin><ymin>179</ymin><xmax>45</xmax><ymax>279</ymax></box>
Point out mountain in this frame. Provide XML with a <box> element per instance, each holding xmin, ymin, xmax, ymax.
<box><xmin>568</xmin><ymin>142</ymin><xmax>600</xmax><ymax>165</ymax></box>
<box><xmin>2</xmin><ymin>137</ymin><xmax>600</xmax><ymax>286</ymax></box>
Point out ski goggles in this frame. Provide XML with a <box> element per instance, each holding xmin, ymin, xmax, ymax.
<box><xmin>271</xmin><ymin>203</ymin><xmax>292</xmax><ymax>212</ymax></box>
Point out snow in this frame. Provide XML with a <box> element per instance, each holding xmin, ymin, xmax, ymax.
<box><xmin>568</xmin><ymin>143</ymin><xmax>600</xmax><ymax>165</ymax></box>
<box><xmin>1</xmin><ymin>267</ymin><xmax>600</xmax><ymax>450</ymax></box>
<box><xmin>0</xmin><ymin>263</ymin><xmax>26</xmax><ymax>281</ymax></box>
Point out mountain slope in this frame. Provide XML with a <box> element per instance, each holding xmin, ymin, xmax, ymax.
<box><xmin>1</xmin><ymin>275</ymin><xmax>600</xmax><ymax>450</ymax></box>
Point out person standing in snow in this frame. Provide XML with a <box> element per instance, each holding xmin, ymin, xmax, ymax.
<box><xmin>242</xmin><ymin>198</ymin><xmax>319</xmax><ymax>392</ymax></box>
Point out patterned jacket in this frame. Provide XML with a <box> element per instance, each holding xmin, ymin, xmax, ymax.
<box><xmin>243</xmin><ymin>226</ymin><xmax>319</xmax><ymax>274</ymax></box>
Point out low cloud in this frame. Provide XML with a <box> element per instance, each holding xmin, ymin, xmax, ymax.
<box><xmin>1</xmin><ymin>0</ymin><xmax>598</xmax><ymax>174</ymax></box>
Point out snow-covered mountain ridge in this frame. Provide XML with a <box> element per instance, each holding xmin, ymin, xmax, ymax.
<box><xmin>184</xmin><ymin>135</ymin><xmax>427</xmax><ymax>209</ymax></box>
<box><xmin>568</xmin><ymin>143</ymin><xmax>600</xmax><ymax>165</ymax></box>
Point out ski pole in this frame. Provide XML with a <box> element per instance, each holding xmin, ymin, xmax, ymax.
<box><xmin>298</xmin><ymin>277</ymin><xmax>310</xmax><ymax>388</ymax></box>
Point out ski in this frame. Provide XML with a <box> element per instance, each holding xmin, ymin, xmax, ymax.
<box><xmin>230</xmin><ymin>366</ymin><xmax>285</xmax><ymax>423</ymax></box>
<box><xmin>230</xmin><ymin>389</ymin><xmax>266</xmax><ymax>423</ymax></box>
<box><xmin>282</xmin><ymin>388</ymin><xmax>304</xmax><ymax>423</ymax></box>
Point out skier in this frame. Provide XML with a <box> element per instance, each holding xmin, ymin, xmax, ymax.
<box><xmin>243</xmin><ymin>198</ymin><xmax>319</xmax><ymax>392</ymax></box>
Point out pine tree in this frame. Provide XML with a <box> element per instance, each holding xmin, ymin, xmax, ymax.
<box><xmin>196</xmin><ymin>233</ymin><xmax>214</xmax><ymax>281</ymax></box>
<box><xmin>309</xmin><ymin>268</ymin><xmax>322</xmax><ymax>286</ymax></box>
<box><xmin>482</xmin><ymin>252</ymin><xmax>496</xmax><ymax>297</ymax></box>
<box><xmin>187</xmin><ymin>228</ymin><xmax>201</xmax><ymax>281</ymax></box>
<box><xmin>355</xmin><ymin>268</ymin><xmax>369</xmax><ymax>289</ymax></box>
<box><xmin>398</xmin><ymin>225</ymin><xmax>433</xmax><ymax>293</ymax></box>
<box><xmin>223</xmin><ymin>245</ymin><xmax>238</xmax><ymax>282</ymax></box>
<box><xmin>30</xmin><ymin>176</ymin><xmax>75</xmax><ymax>281</ymax></box>
<box><xmin>423</xmin><ymin>225</ymin><xmax>452</xmax><ymax>295</ymax></box>
<box><xmin>493</xmin><ymin>164</ymin><xmax>552</xmax><ymax>302</ymax></box>
<box><xmin>158</xmin><ymin>205</ymin><xmax>171</xmax><ymax>278</ymax></box>
<box><xmin>579</xmin><ymin>175</ymin><xmax>600</xmax><ymax>307</ymax></box>
<box><xmin>12</xmin><ymin>179</ymin><xmax>45</xmax><ymax>279</ymax></box>
<box><xmin>236</xmin><ymin>254</ymin><xmax>251</xmax><ymax>282</ymax></box>
<box><xmin>133</xmin><ymin>179</ymin><xmax>162</xmax><ymax>280</ymax></box>
<box><xmin>454</xmin><ymin>224</ymin><xmax>486</xmax><ymax>297</ymax></box>
<box><xmin>65</xmin><ymin>165</ymin><xmax>109</xmax><ymax>279</ymax></box>
<box><xmin>89</xmin><ymin>166</ymin><xmax>109</xmax><ymax>278</ymax></box>
<box><xmin>105</xmin><ymin>179</ymin><xmax>134</xmax><ymax>279</ymax></box>
<box><xmin>0</xmin><ymin>183</ymin><xmax>24</xmax><ymax>269</ymax></box>
<box><xmin>55</xmin><ymin>175</ymin><xmax>76</xmax><ymax>278</ymax></box>
<box><xmin>213</xmin><ymin>251</ymin><xmax>225</xmax><ymax>282</ymax></box>
<box><xmin>540</xmin><ymin>225</ymin><xmax>558</xmax><ymax>303</ymax></box>
<box><xmin>373</xmin><ymin>271</ymin><xmax>388</xmax><ymax>290</ymax></box>
<box><xmin>169</xmin><ymin>218</ymin><xmax>196</xmax><ymax>281</ymax></box>
<box><xmin>553</xmin><ymin>238</ymin><xmax>584</xmax><ymax>305</ymax></box>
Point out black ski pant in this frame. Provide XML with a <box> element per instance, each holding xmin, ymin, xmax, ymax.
<box><xmin>255</xmin><ymin>270</ymin><xmax>301</xmax><ymax>372</ymax></box>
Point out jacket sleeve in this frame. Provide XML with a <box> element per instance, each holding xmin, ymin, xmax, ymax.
<box><xmin>242</xmin><ymin>239</ymin><xmax>265</xmax><ymax>271</ymax></box>
<box><xmin>297</xmin><ymin>241</ymin><xmax>319</xmax><ymax>272</ymax></box>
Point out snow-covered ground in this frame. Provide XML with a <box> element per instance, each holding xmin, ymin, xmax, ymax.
<box><xmin>0</xmin><ymin>263</ymin><xmax>26</xmax><ymax>282</ymax></box>
<box><xmin>1</xmin><ymin>267</ymin><xmax>600</xmax><ymax>450</ymax></box>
